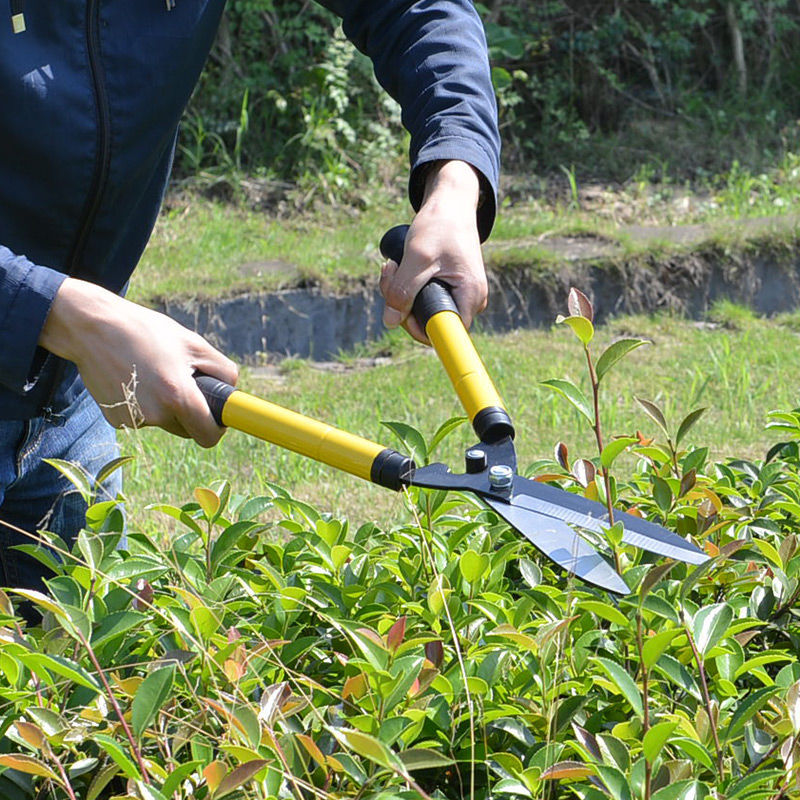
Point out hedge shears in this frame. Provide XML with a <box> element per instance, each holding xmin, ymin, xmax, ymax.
<box><xmin>196</xmin><ymin>225</ymin><xmax>707</xmax><ymax>594</ymax></box>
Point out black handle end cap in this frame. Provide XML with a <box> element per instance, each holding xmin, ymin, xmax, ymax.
<box><xmin>371</xmin><ymin>448</ymin><xmax>416</xmax><ymax>491</ymax></box>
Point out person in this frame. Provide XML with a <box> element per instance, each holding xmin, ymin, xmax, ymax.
<box><xmin>0</xmin><ymin>0</ymin><xmax>500</xmax><ymax>590</ymax></box>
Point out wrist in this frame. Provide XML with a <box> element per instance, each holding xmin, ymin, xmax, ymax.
<box><xmin>39</xmin><ymin>277</ymin><xmax>113</xmax><ymax>363</ymax></box>
<box><xmin>421</xmin><ymin>160</ymin><xmax>481</xmax><ymax>212</ymax></box>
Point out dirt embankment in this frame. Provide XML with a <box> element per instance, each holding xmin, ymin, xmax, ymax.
<box><xmin>155</xmin><ymin>218</ymin><xmax>800</xmax><ymax>361</ymax></box>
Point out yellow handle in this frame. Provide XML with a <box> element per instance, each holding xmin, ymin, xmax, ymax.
<box><xmin>221</xmin><ymin>390</ymin><xmax>385</xmax><ymax>481</ymax></box>
<box><xmin>426</xmin><ymin>311</ymin><xmax>504</xmax><ymax>421</ymax></box>
<box><xmin>195</xmin><ymin>375</ymin><xmax>412</xmax><ymax>489</ymax></box>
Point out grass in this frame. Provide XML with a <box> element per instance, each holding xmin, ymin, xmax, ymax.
<box><xmin>132</xmin><ymin>146</ymin><xmax>800</xmax><ymax>303</ymax></box>
<box><xmin>120</xmin><ymin>310</ymin><xmax>800</xmax><ymax>534</ymax></box>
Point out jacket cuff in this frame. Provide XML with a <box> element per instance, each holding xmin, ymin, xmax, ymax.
<box><xmin>409</xmin><ymin>137</ymin><xmax>499</xmax><ymax>243</ymax></box>
<box><xmin>0</xmin><ymin>247</ymin><xmax>67</xmax><ymax>394</ymax></box>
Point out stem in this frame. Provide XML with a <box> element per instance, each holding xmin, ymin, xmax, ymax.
<box><xmin>585</xmin><ymin>345</ymin><xmax>620</xmax><ymax>572</ymax></box>
<box><xmin>770</xmin><ymin>582</ymin><xmax>800</xmax><ymax>621</ymax></box>
<box><xmin>43</xmin><ymin>743</ymin><xmax>78</xmax><ymax>800</ymax></box>
<box><xmin>684</xmin><ymin>620</ymin><xmax>724</xmax><ymax>777</ymax></box>
<box><xmin>205</xmin><ymin>520</ymin><xmax>213</xmax><ymax>583</ymax></box>
<box><xmin>76</xmin><ymin>630</ymin><xmax>150</xmax><ymax>784</ymax></box>
<box><xmin>636</xmin><ymin>612</ymin><xmax>651</xmax><ymax>800</ymax></box>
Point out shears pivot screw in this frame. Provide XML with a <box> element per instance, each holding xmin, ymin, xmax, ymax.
<box><xmin>489</xmin><ymin>465</ymin><xmax>514</xmax><ymax>490</ymax></box>
<box><xmin>465</xmin><ymin>448</ymin><xmax>488</xmax><ymax>473</ymax></box>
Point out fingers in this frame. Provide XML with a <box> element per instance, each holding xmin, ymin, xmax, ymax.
<box><xmin>379</xmin><ymin>220</ymin><xmax>488</xmax><ymax>343</ymax></box>
<box><xmin>182</xmin><ymin>338</ymin><xmax>240</xmax><ymax>447</ymax></box>
<box><xmin>380</xmin><ymin>260</ymin><xmax>430</xmax><ymax>344</ymax></box>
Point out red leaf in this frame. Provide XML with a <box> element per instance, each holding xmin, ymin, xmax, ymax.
<box><xmin>568</xmin><ymin>287</ymin><xmax>594</xmax><ymax>321</ymax></box>
<box><xmin>554</xmin><ymin>441</ymin><xmax>570</xmax><ymax>470</ymax></box>
<box><xmin>386</xmin><ymin>616</ymin><xmax>406</xmax><ymax>652</ymax></box>
<box><xmin>572</xmin><ymin>459</ymin><xmax>596</xmax><ymax>488</ymax></box>
<box><xmin>425</xmin><ymin>640</ymin><xmax>444</xmax><ymax>669</ymax></box>
<box><xmin>132</xmin><ymin>578</ymin><xmax>153</xmax><ymax>611</ymax></box>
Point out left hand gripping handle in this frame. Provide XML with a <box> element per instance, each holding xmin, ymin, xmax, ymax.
<box><xmin>380</xmin><ymin>225</ymin><xmax>514</xmax><ymax>443</ymax></box>
<box><xmin>194</xmin><ymin>374</ymin><xmax>414</xmax><ymax>490</ymax></box>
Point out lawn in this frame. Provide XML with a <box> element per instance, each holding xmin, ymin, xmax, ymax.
<box><xmin>120</xmin><ymin>308</ymin><xmax>800</xmax><ymax>534</ymax></box>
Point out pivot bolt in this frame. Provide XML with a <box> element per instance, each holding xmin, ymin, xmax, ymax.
<box><xmin>465</xmin><ymin>448</ymin><xmax>488</xmax><ymax>473</ymax></box>
<box><xmin>488</xmin><ymin>464</ymin><xmax>514</xmax><ymax>490</ymax></box>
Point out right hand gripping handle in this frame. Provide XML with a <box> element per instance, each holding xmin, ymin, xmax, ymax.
<box><xmin>380</xmin><ymin>225</ymin><xmax>514</xmax><ymax>443</ymax></box>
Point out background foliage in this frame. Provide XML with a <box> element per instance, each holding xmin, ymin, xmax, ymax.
<box><xmin>181</xmin><ymin>0</ymin><xmax>800</xmax><ymax>190</ymax></box>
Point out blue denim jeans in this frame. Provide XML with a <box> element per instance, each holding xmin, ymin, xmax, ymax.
<box><xmin>0</xmin><ymin>388</ymin><xmax>121</xmax><ymax>591</ymax></box>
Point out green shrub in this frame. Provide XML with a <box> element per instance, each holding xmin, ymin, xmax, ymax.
<box><xmin>184</xmin><ymin>1</ymin><xmax>800</xmax><ymax>187</ymax></box>
<box><xmin>5</xmin><ymin>292</ymin><xmax>800</xmax><ymax>797</ymax></box>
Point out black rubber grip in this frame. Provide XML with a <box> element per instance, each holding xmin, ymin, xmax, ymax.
<box><xmin>379</xmin><ymin>224</ymin><xmax>409</xmax><ymax>265</ymax></box>
<box><xmin>370</xmin><ymin>448</ymin><xmax>416</xmax><ymax>491</ymax></box>
<box><xmin>380</xmin><ymin>225</ymin><xmax>461</xmax><ymax>329</ymax></box>
<box><xmin>195</xmin><ymin>375</ymin><xmax>235</xmax><ymax>426</ymax></box>
<box><xmin>472</xmin><ymin>406</ymin><xmax>515</xmax><ymax>443</ymax></box>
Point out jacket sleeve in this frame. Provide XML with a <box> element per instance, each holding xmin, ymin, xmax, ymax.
<box><xmin>315</xmin><ymin>0</ymin><xmax>500</xmax><ymax>241</ymax></box>
<box><xmin>0</xmin><ymin>246</ymin><xmax>66</xmax><ymax>394</ymax></box>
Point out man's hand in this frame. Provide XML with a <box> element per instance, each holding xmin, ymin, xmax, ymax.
<box><xmin>379</xmin><ymin>159</ymin><xmax>487</xmax><ymax>343</ymax></box>
<box><xmin>39</xmin><ymin>278</ymin><xmax>238</xmax><ymax>447</ymax></box>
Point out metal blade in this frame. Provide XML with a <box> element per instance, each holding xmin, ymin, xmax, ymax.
<box><xmin>511</xmin><ymin>476</ymin><xmax>708</xmax><ymax>565</ymax></box>
<box><xmin>484</xmin><ymin>495</ymin><xmax>629</xmax><ymax>594</ymax></box>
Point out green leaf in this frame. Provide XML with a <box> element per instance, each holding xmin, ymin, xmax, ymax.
<box><xmin>639</xmin><ymin>561</ymin><xmax>677</xmax><ymax>600</ymax></box>
<box><xmin>191</xmin><ymin>606</ymin><xmax>222</xmax><ymax>639</ymax></box>
<box><xmin>675</xmin><ymin>408</ymin><xmax>707</xmax><ymax>447</ymax></box>
<box><xmin>727</xmin><ymin>769</ymin><xmax>786</xmax><ymax>798</ymax></box>
<box><xmin>641</xmin><ymin>628</ymin><xmax>681</xmax><ymax>668</ymax></box>
<box><xmin>541</xmin><ymin>379</ymin><xmax>593</xmax><ymax>425</ymax></box>
<box><xmin>95</xmin><ymin>456</ymin><xmax>134</xmax><ymax>488</ymax></box>
<box><xmin>43</xmin><ymin>458</ymin><xmax>92</xmax><ymax>504</ymax></box>
<box><xmin>642</xmin><ymin>721</ymin><xmax>677</xmax><ymax>763</ymax></box>
<box><xmin>131</xmin><ymin>665</ymin><xmax>175</xmax><ymax>740</ymax></box>
<box><xmin>427</xmin><ymin>574</ymin><xmax>451</xmax><ymax>616</ymax></box>
<box><xmin>336</xmin><ymin>729</ymin><xmax>406</xmax><ymax>775</ymax></box>
<box><xmin>210</xmin><ymin>521</ymin><xmax>262</xmax><ymax>574</ymax></box>
<box><xmin>723</xmin><ymin>686</ymin><xmax>780</xmax><ymax>741</ymax></box>
<box><xmin>18</xmin><ymin>652</ymin><xmax>100</xmax><ymax>693</ymax></box>
<box><xmin>692</xmin><ymin>603</ymin><xmax>733</xmax><ymax>658</ymax></box>
<box><xmin>600</xmin><ymin>437</ymin><xmax>637</xmax><ymax>469</ymax></box>
<box><xmin>136</xmin><ymin>783</ymin><xmax>168</xmax><ymax>800</ymax></box>
<box><xmin>578</xmin><ymin>600</ymin><xmax>629</xmax><ymax>627</ymax></box>
<box><xmin>652</xmin><ymin>476</ymin><xmax>673</xmax><ymax>512</ymax></box>
<box><xmin>86</xmin><ymin>763</ymin><xmax>121</xmax><ymax>800</ymax></box>
<box><xmin>459</xmin><ymin>549</ymin><xmax>490</xmax><ymax>584</ymax></box>
<box><xmin>92</xmin><ymin>610</ymin><xmax>148</xmax><ymax>649</ymax></box>
<box><xmin>93</xmin><ymin>733</ymin><xmax>141</xmax><ymax>780</ymax></box>
<box><xmin>556</xmin><ymin>314</ymin><xmax>594</xmax><ymax>345</ymax></box>
<box><xmin>148</xmin><ymin>503</ymin><xmax>204</xmax><ymax>536</ymax></box>
<box><xmin>753</xmin><ymin>538</ymin><xmax>782</xmax><ymax>569</ymax></box>
<box><xmin>670</xmin><ymin>738</ymin><xmax>715</xmax><ymax>772</ymax></box>
<box><xmin>635</xmin><ymin>398</ymin><xmax>670</xmax><ymax>438</ymax></box>
<box><xmin>652</xmin><ymin>654</ymin><xmax>701</xmax><ymax>700</ymax></box>
<box><xmin>161</xmin><ymin>761</ymin><xmax>203</xmax><ymax>800</ymax></box>
<box><xmin>592</xmin><ymin>657</ymin><xmax>643</xmax><ymax>718</ymax></box>
<box><xmin>594</xmin><ymin>764</ymin><xmax>632</xmax><ymax>800</ymax></box>
<box><xmin>651</xmin><ymin>781</ymin><xmax>709</xmax><ymax>800</ymax></box>
<box><xmin>343</xmin><ymin>624</ymin><xmax>389</xmax><ymax>671</ymax></box>
<box><xmin>398</xmin><ymin>748</ymin><xmax>455</xmax><ymax>771</ymax></box>
<box><xmin>381</xmin><ymin>421</ymin><xmax>427</xmax><ymax>464</ymax></box>
<box><xmin>596</xmin><ymin>339</ymin><xmax>649</xmax><ymax>383</ymax></box>
<box><xmin>428</xmin><ymin>416</ymin><xmax>468</xmax><ymax>456</ymax></box>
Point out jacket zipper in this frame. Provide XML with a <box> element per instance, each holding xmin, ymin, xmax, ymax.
<box><xmin>41</xmin><ymin>0</ymin><xmax>111</xmax><ymax>419</ymax></box>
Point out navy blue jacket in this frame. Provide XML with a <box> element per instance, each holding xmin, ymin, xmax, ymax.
<box><xmin>0</xmin><ymin>0</ymin><xmax>500</xmax><ymax>420</ymax></box>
